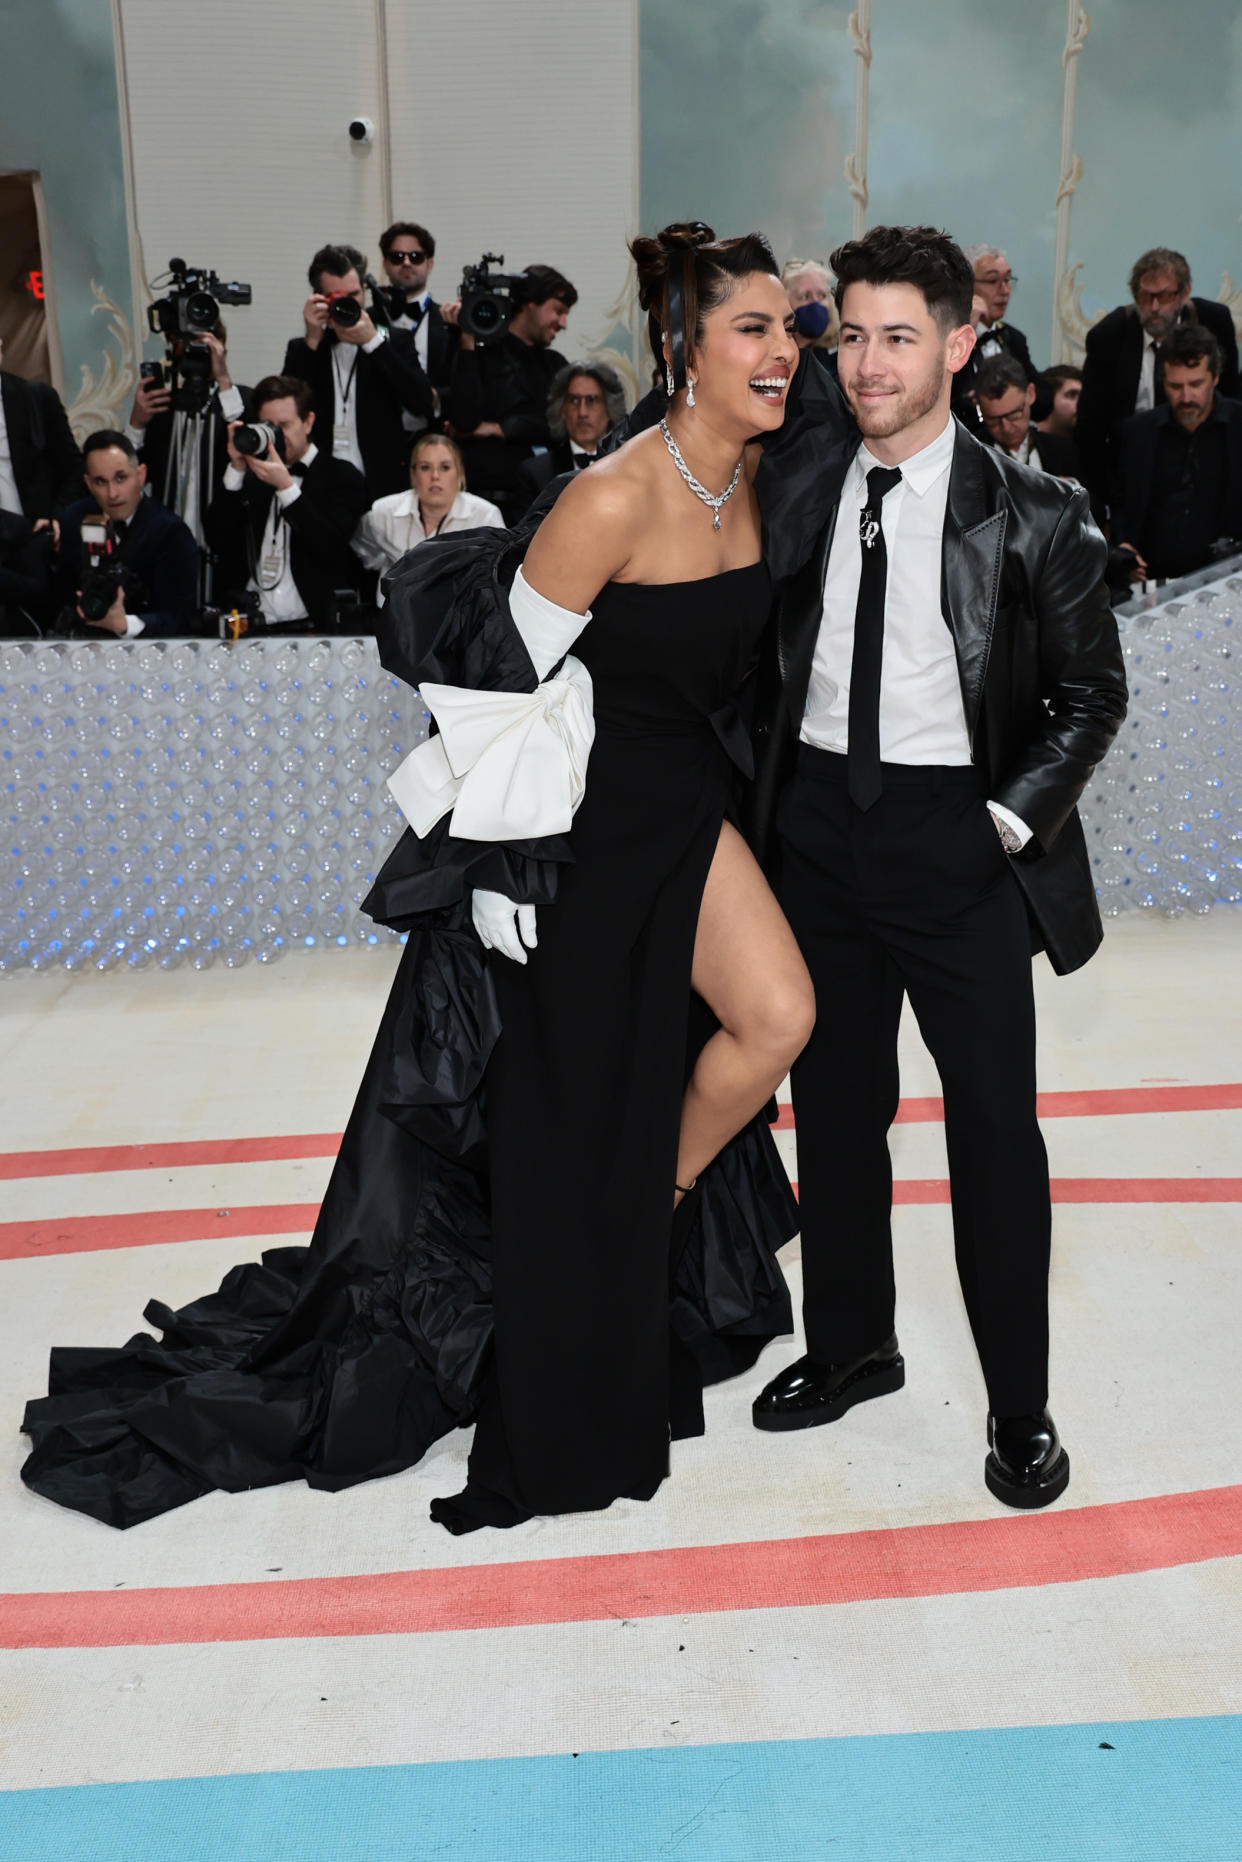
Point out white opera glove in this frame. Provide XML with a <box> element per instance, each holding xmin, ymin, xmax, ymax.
<box><xmin>509</xmin><ymin>565</ymin><xmax>591</xmax><ymax>678</ymax></box>
<box><xmin>471</xmin><ymin>888</ymin><xmax>538</xmax><ymax>964</ymax></box>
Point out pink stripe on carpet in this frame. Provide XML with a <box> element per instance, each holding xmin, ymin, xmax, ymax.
<box><xmin>4</xmin><ymin>1484</ymin><xmax>1239</xmax><ymax>1651</ymax></box>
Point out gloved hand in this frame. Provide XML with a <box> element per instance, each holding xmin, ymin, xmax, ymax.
<box><xmin>471</xmin><ymin>889</ymin><xmax>539</xmax><ymax>964</ymax></box>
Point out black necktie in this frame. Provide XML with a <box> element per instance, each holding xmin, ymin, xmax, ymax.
<box><xmin>847</xmin><ymin>463</ymin><xmax>903</xmax><ymax>811</ymax></box>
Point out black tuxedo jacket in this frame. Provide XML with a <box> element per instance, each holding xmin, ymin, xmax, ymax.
<box><xmin>1077</xmin><ymin>297</ymin><xmax>1240</xmax><ymax>516</ymax></box>
<box><xmin>515</xmin><ymin>439</ymin><xmax>599</xmax><ymax>513</ymax></box>
<box><xmin>0</xmin><ymin>372</ymin><xmax>82</xmax><ymax>518</ymax></box>
<box><xmin>1112</xmin><ymin>395</ymin><xmax>1242</xmax><ymax>560</ymax></box>
<box><xmin>54</xmin><ymin>494</ymin><xmax>200</xmax><ymax>636</ymax></box>
<box><xmin>959</xmin><ymin>320</ymin><xmax>1038</xmax><ymax>401</ymax></box>
<box><xmin>205</xmin><ymin>449</ymin><xmax>370</xmax><ymax>629</ymax></box>
<box><xmin>1027</xmin><ymin>427</ymin><xmax>1081</xmax><ymax>480</ymax></box>
<box><xmin>376</xmin><ymin>294</ymin><xmax>459</xmax><ymax>394</ymax></box>
<box><xmin>281</xmin><ymin>329</ymin><xmax>434</xmax><ymax>501</ymax></box>
<box><xmin>749</xmin><ymin>358</ymin><xmax>1127</xmax><ymax>975</ymax></box>
<box><xmin>0</xmin><ymin>510</ymin><xmax>54</xmax><ymax>634</ymax></box>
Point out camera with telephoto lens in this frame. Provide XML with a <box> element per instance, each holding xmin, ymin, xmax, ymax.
<box><xmin>75</xmin><ymin>516</ymin><xmax>146</xmax><ymax>625</ymax></box>
<box><xmin>232</xmin><ymin>420</ymin><xmax>287</xmax><ymax>460</ymax></box>
<box><xmin>458</xmin><ymin>253</ymin><xmax>530</xmax><ymax>342</ymax></box>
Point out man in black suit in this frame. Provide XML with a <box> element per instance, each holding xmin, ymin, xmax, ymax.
<box><xmin>447</xmin><ymin>264</ymin><xmax>577</xmax><ymax>519</ymax></box>
<box><xmin>1111</xmin><ymin>322</ymin><xmax>1242</xmax><ymax>585</ymax></box>
<box><xmin>0</xmin><ymin>347</ymin><xmax>82</xmax><ymax>533</ymax></box>
<box><xmin>54</xmin><ymin>430</ymin><xmax>199</xmax><ymax>637</ymax></box>
<box><xmin>515</xmin><ymin>359</ymin><xmax>625</xmax><ymax>512</ymax></box>
<box><xmin>1077</xmin><ymin>245</ymin><xmax>1241</xmax><ymax>521</ymax></box>
<box><xmin>206</xmin><ymin>374</ymin><xmax>370</xmax><ymax>632</ymax></box>
<box><xmin>976</xmin><ymin>354</ymin><xmax>1081</xmax><ymax>480</ymax></box>
<box><xmin>952</xmin><ymin>245</ymin><xmax>1037</xmax><ymax>426</ymax></box>
<box><xmin>282</xmin><ymin>243</ymin><xmax>434</xmax><ymax>501</ymax></box>
<box><xmin>375</xmin><ymin>221</ymin><xmax>459</xmax><ymax>410</ymax></box>
<box><xmin>748</xmin><ymin>225</ymin><xmax>1126</xmax><ymax>1509</ymax></box>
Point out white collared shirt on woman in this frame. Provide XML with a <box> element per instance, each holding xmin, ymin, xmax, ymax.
<box><xmin>353</xmin><ymin>488</ymin><xmax>506</xmax><ymax>590</ymax></box>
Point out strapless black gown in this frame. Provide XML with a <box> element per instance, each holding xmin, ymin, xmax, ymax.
<box><xmin>21</xmin><ymin>562</ymin><xmax>798</xmax><ymax>1531</ymax></box>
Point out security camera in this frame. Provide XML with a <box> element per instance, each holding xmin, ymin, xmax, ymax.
<box><xmin>348</xmin><ymin>117</ymin><xmax>375</xmax><ymax>145</ymax></box>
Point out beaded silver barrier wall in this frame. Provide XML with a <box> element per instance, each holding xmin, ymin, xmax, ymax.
<box><xmin>3</xmin><ymin>572</ymin><xmax>1240</xmax><ymax>975</ymax></box>
<box><xmin>1083</xmin><ymin>572</ymin><xmax>1241</xmax><ymax>917</ymax></box>
<box><xmin>1</xmin><ymin>636</ymin><xmax>428</xmax><ymax>973</ymax></box>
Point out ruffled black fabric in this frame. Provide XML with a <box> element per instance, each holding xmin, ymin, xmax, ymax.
<box><xmin>21</xmin><ymin>516</ymin><xmax>798</xmax><ymax>1530</ymax></box>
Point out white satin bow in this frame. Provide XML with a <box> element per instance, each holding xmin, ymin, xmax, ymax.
<box><xmin>386</xmin><ymin>656</ymin><xmax>595</xmax><ymax>842</ymax></box>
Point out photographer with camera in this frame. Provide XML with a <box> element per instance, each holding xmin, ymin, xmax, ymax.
<box><xmin>123</xmin><ymin>259</ymin><xmax>253</xmax><ymax>567</ymax></box>
<box><xmin>53</xmin><ymin>431</ymin><xmax>199</xmax><ymax>637</ymax></box>
<box><xmin>205</xmin><ymin>374</ymin><xmax>370</xmax><ymax>633</ymax></box>
<box><xmin>125</xmin><ymin>327</ymin><xmax>247</xmax><ymax>541</ymax></box>
<box><xmin>446</xmin><ymin>260</ymin><xmax>577</xmax><ymax>519</ymax></box>
<box><xmin>282</xmin><ymin>243</ymin><xmax>433</xmax><ymax>501</ymax></box>
<box><xmin>377</xmin><ymin>221</ymin><xmax>458</xmax><ymax>405</ymax></box>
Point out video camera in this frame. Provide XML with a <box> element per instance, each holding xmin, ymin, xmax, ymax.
<box><xmin>458</xmin><ymin>253</ymin><xmax>530</xmax><ymax>342</ymax></box>
<box><xmin>146</xmin><ymin>257</ymin><xmax>253</xmax><ymax>413</ymax></box>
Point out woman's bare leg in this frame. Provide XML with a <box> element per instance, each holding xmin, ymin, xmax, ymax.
<box><xmin>674</xmin><ymin>821</ymin><xmax>815</xmax><ymax>1201</ymax></box>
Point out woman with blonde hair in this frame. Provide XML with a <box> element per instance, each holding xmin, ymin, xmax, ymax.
<box><xmin>782</xmin><ymin>257</ymin><xmax>839</xmax><ymax>352</ymax></box>
<box><xmin>354</xmin><ymin>431</ymin><xmax>504</xmax><ymax>581</ymax></box>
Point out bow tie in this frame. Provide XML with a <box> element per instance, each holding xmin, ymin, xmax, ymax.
<box><xmin>572</xmin><ymin>452</ymin><xmax>595</xmax><ymax>468</ymax></box>
<box><xmin>288</xmin><ymin>460</ymin><xmax>308</xmax><ymax>479</ymax></box>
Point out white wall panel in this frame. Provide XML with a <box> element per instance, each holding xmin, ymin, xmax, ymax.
<box><xmin>385</xmin><ymin>0</ymin><xmax>639</xmax><ymax>370</ymax></box>
<box><xmin>117</xmin><ymin>0</ymin><xmax>639</xmax><ymax>398</ymax></box>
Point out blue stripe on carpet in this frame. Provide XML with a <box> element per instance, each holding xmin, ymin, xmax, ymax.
<box><xmin>1</xmin><ymin>1715</ymin><xmax>1237</xmax><ymax>1860</ymax></box>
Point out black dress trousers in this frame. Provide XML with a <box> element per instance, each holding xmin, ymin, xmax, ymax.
<box><xmin>777</xmin><ymin>745</ymin><xmax>1052</xmax><ymax>1417</ymax></box>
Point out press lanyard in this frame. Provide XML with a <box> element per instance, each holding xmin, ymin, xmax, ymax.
<box><xmin>332</xmin><ymin>344</ymin><xmax>360</xmax><ymax>417</ymax></box>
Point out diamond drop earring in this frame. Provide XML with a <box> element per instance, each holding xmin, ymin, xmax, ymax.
<box><xmin>686</xmin><ymin>375</ymin><xmax>696</xmax><ymax>408</ymax></box>
<box><xmin>665</xmin><ymin>358</ymin><xmax>675</xmax><ymax>396</ymax></box>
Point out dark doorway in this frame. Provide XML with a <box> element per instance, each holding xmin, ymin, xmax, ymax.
<box><xmin>0</xmin><ymin>172</ymin><xmax>52</xmax><ymax>384</ymax></box>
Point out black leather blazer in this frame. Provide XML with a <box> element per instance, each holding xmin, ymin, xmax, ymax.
<box><xmin>748</xmin><ymin>361</ymin><xmax>1127</xmax><ymax>975</ymax></box>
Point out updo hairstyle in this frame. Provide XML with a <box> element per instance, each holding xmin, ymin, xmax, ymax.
<box><xmin>629</xmin><ymin>221</ymin><xmax>780</xmax><ymax>378</ymax></box>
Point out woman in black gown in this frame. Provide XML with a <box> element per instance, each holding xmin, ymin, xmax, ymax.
<box><xmin>22</xmin><ymin>226</ymin><xmax>815</xmax><ymax>1534</ymax></box>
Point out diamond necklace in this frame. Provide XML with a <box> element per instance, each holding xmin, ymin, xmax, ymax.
<box><xmin>658</xmin><ymin>418</ymin><xmax>742</xmax><ymax>531</ymax></box>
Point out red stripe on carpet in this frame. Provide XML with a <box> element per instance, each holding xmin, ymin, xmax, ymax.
<box><xmin>5</xmin><ymin>1083</ymin><xmax>1239</xmax><ymax>1177</ymax></box>
<box><xmin>0</xmin><ymin>1134</ymin><xmax>342</xmax><ymax>1182</ymax></box>
<box><xmin>776</xmin><ymin>1082</ymin><xmax>1242</xmax><ymax>1131</ymax></box>
<box><xmin>6</xmin><ymin>1178</ymin><xmax>1242</xmax><ymax>1260</ymax></box>
<box><xmin>4</xmin><ymin>1483</ymin><xmax>1239</xmax><ymax>1651</ymax></box>
<box><xmin>0</xmin><ymin>1204</ymin><xmax>320</xmax><ymax>1260</ymax></box>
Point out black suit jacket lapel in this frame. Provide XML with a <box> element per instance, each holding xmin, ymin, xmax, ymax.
<box><xmin>941</xmin><ymin>423</ymin><xmax>1005</xmax><ymax>743</ymax></box>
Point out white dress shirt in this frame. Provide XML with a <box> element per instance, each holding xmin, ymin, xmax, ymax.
<box><xmin>221</xmin><ymin>442</ymin><xmax>318</xmax><ymax>625</ymax></box>
<box><xmin>1135</xmin><ymin>333</ymin><xmax>1159</xmax><ymax>414</ymax></box>
<box><xmin>0</xmin><ymin>391</ymin><xmax>23</xmax><ymax>516</ymax></box>
<box><xmin>803</xmin><ymin>416</ymin><xmax>1031</xmax><ymax>846</ymax></box>
<box><xmin>330</xmin><ymin>330</ymin><xmax>389</xmax><ymax>474</ymax></box>
<box><xmin>353</xmin><ymin>487</ymin><xmax>505</xmax><ymax>600</ymax></box>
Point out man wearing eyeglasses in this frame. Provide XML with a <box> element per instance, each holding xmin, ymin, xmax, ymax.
<box><xmin>965</xmin><ymin>245</ymin><xmax>1036</xmax><ymax>381</ymax></box>
<box><xmin>377</xmin><ymin>221</ymin><xmax>459</xmax><ymax>410</ymax></box>
<box><xmin>975</xmin><ymin>355</ymin><xmax>1079</xmax><ymax>482</ymax></box>
<box><xmin>1077</xmin><ymin>246</ymin><xmax>1240</xmax><ymax>523</ymax></box>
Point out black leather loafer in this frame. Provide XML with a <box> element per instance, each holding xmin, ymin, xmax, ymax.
<box><xmin>984</xmin><ymin>1410</ymin><xmax>1070</xmax><ymax>1509</ymax></box>
<box><xmin>752</xmin><ymin>1335</ymin><xmax>905</xmax><ymax>1432</ymax></box>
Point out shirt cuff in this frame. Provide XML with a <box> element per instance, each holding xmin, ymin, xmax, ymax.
<box><xmin>987</xmin><ymin>800</ymin><xmax>1033</xmax><ymax>850</ymax></box>
<box><xmin>217</xmin><ymin>384</ymin><xmax>244</xmax><ymax>420</ymax></box>
<box><xmin>223</xmin><ymin>464</ymin><xmax>246</xmax><ymax>491</ymax></box>
<box><xmin>123</xmin><ymin>613</ymin><xmax>146</xmax><ymax>638</ymax></box>
<box><xmin>124</xmin><ymin>423</ymin><xmax>146</xmax><ymax>451</ymax></box>
<box><xmin>275</xmin><ymin>482</ymin><xmax>302</xmax><ymax>510</ymax></box>
<box><xmin>362</xmin><ymin>328</ymin><xmax>388</xmax><ymax>353</ymax></box>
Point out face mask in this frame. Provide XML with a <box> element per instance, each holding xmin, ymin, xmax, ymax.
<box><xmin>794</xmin><ymin>300</ymin><xmax>831</xmax><ymax>341</ymax></box>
